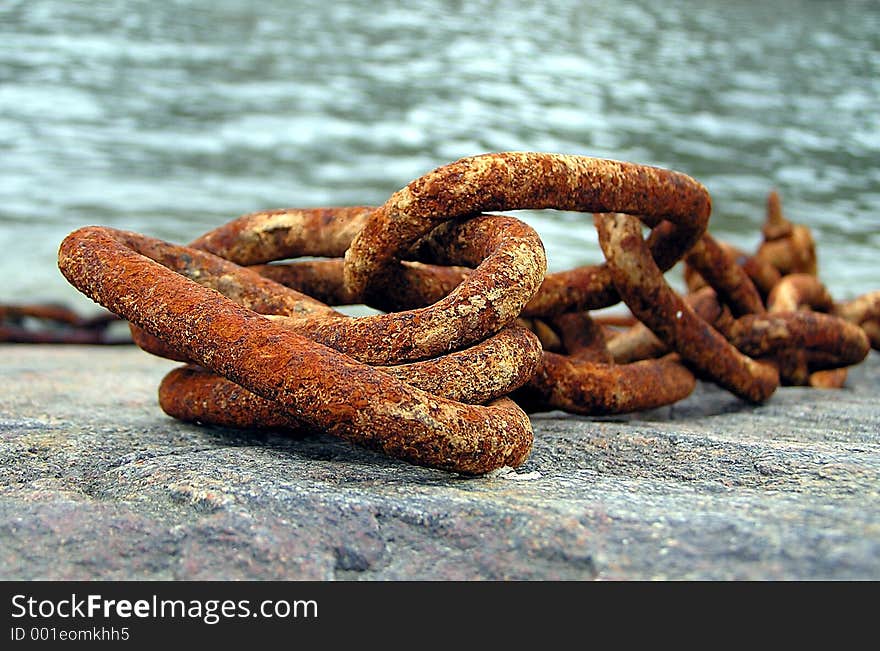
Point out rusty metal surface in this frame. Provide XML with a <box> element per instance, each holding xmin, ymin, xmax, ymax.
<box><xmin>51</xmin><ymin>153</ymin><xmax>880</xmax><ymax>474</ymax></box>
<box><xmin>684</xmin><ymin>234</ymin><xmax>765</xmax><ymax>317</ymax></box>
<box><xmin>596</xmin><ymin>212</ymin><xmax>779</xmax><ymax>403</ymax></box>
<box><xmin>756</xmin><ymin>190</ymin><xmax>818</xmax><ymax>276</ymax></box>
<box><xmin>159</xmin><ymin>325</ymin><xmax>542</xmax><ymax>432</ymax></box>
<box><xmin>342</xmin><ymin>152</ymin><xmax>711</xmax><ymax>318</ymax></box>
<box><xmin>834</xmin><ymin>290</ymin><xmax>880</xmax><ymax>351</ymax></box>
<box><xmin>0</xmin><ymin>303</ymin><xmax>127</xmax><ymax>345</ymax></box>
<box><xmin>58</xmin><ymin>226</ymin><xmax>536</xmax><ymax>474</ymax></box>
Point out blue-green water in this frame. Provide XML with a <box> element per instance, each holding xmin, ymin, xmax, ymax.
<box><xmin>1</xmin><ymin>0</ymin><xmax>878</xmax><ymax>311</ymax></box>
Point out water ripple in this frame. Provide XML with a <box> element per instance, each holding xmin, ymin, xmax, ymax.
<box><xmin>1</xmin><ymin>0</ymin><xmax>877</xmax><ymax>308</ymax></box>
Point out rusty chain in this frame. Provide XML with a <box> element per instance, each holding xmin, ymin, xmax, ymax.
<box><xmin>52</xmin><ymin>152</ymin><xmax>878</xmax><ymax>473</ymax></box>
<box><xmin>0</xmin><ymin>303</ymin><xmax>126</xmax><ymax>345</ymax></box>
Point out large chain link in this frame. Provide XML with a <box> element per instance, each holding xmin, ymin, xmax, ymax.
<box><xmin>55</xmin><ymin>153</ymin><xmax>876</xmax><ymax>473</ymax></box>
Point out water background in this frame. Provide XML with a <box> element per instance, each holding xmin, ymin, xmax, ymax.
<box><xmin>2</xmin><ymin>0</ymin><xmax>878</xmax><ymax>314</ymax></box>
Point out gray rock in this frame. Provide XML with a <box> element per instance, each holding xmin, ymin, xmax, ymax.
<box><xmin>1</xmin><ymin>344</ymin><xmax>878</xmax><ymax>580</ymax></box>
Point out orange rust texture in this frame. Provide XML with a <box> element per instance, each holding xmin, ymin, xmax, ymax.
<box><xmin>53</xmin><ymin>153</ymin><xmax>880</xmax><ymax>474</ymax></box>
<box><xmin>58</xmin><ymin>226</ymin><xmax>536</xmax><ymax>474</ymax></box>
<box><xmin>683</xmin><ymin>234</ymin><xmax>764</xmax><ymax>317</ymax></box>
<box><xmin>834</xmin><ymin>290</ymin><xmax>880</xmax><ymax>324</ymax></box>
<box><xmin>141</xmin><ymin>201</ymin><xmax>550</xmax><ymax>435</ymax></box>
<box><xmin>517</xmin><ymin>353</ymin><xmax>695</xmax><ymax>416</ymax></box>
<box><xmin>250</xmin><ymin>214</ymin><xmax>545</xmax><ymax>363</ymax></box>
<box><xmin>756</xmin><ymin>191</ymin><xmax>817</xmax><ymax>276</ymax></box>
<box><xmin>343</xmin><ymin>153</ymin><xmax>711</xmax><ymax>318</ymax></box>
<box><xmin>159</xmin><ymin>365</ymin><xmax>308</xmax><ymax>431</ymax></box>
<box><xmin>516</xmin><ymin>311</ymin><xmax>695</xmax><ymax>415</ymax></box>
<box><xmin>862</xmin><ymin>320</ymin><xmax>880</xmax><ymax>350</ymax></box>
<box><xmin>606</xmin><ymin>321</ymin><xmax>667</xmax><ymax>364</ymax></box>
<box><xmin>596</xmin><ymin>212</ymin><xmax>779</xmax><ymax>403</ymax></box>
<box><xmin>689</xmin><ymin>286</ymin><xmax>868</xmax><ymax>386</ymax></box>
<box><xmin>834</xmin><ymin>290</ymin><xmax>880</xmax><ymax>350</ymax></box>
<box><xmin>1</xmin><ymin>303</ymin><xmax>123</xmax><ymax>344</ymax></box>
<box><xmin>684</xmin><ymin>241</ymin><xmax>781</xmax><ymax>300</ymax></box>
<box><xmin>193</xmin><ymin>206</ymin><xmax>476</xmax><ymax>311</ymax></box>
<box><xmin>250</xmin><ymin>259</ymin><xmax>471</xmax><ymax>310</ymax></box>
<box><xmin>767</xmin><ymin>274</ymin><xmax>835</xmax><ymax>313</ymax></box>
<box><xmin>130</xmin><ymin>214</ymin><xmax>544</xmax><ymax>365</ymax></box>
<box><xmin>679</xmin><ymin>190</ymin><xmax>874</xmax><ymax>384</ymax></box>
<box><xmin>808</xmin><ymin>367</ymin><xmax>849</xmax><ymax>389</ymax></box>
<box><xmin>141</xmin><ymin>152</ymin><xmax>721</xmax><ymax>422</ymax></box>
<box><xmin>723</xmin><ymin>312</ymin><xmax>869</xmax><ymax>368</ymax></box>
<box><xmin>160</xmin><ymin>325</ymin><xmax>541</xmax><ymax>431</ymax></box>
<box><xmin>191</xmin><ymin>206</ymin><xmax>374</xmax><ymax>264</ymax></box>
<box><xmin>552</xmin><ymin>312</ymin><xmax>614</xmax><ymax>364</ymax></box>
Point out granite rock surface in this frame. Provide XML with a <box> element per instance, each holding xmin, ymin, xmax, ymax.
<box><xmin>1</xmin><ymin>344</ymin><xmax>878</xmax><ymax>580</ymax></box>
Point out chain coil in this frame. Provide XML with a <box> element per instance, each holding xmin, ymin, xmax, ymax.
<box><xmin>55</xmin><ymin>153</ymin><xmax>877</xmax><ymax>473</ymax></box>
